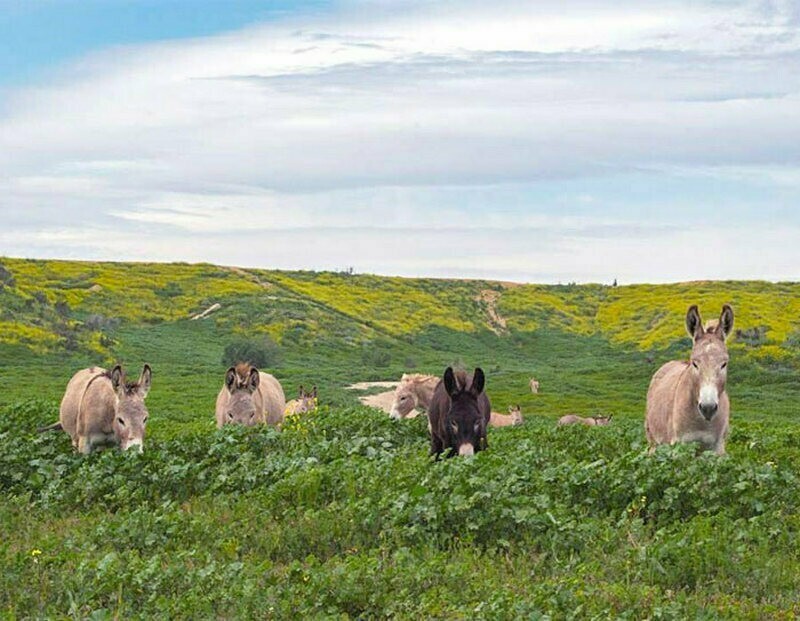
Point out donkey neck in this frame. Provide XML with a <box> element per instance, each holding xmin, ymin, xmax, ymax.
<box><xmin>414</xmin><ymin>377</ymin><xmax>441</xmax><ymax>409</ymax></box>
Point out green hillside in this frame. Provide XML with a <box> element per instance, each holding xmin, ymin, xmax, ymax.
<box><xmin>1</xmin><ymin>257</ymin><xmax>799</xmax><ymax>618</ymax></box>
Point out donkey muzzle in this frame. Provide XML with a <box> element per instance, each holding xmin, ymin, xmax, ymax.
<box><xmin>698</xmin><ymin>384</ymin><xmax>719</xmax><ymax>421</ymax></box>
<box><xmin>122</xmin><ymin>438</ymin><xmax>144</xmax><ymax>453</ymax></box>
<box><xmin>698</xmin><ymin>402</ymin><xmax>718</xmax><ymax>421</ymax></box>
<box><xmin>458</xmin><ymin>443</ymin><xmax>475</xmax><ymax>457</ymax></box>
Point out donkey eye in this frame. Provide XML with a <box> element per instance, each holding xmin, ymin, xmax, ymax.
<box><xmin>450</xmin><ymin>422</ymin><xmax>458</xmax><ymax>432</ymax></box>
<box><xmin>691</xmin><ymin>360</ymin><xmax>699</xmax><ymax>369</ymax></box>
<box><xmin>143</xmin><ymin>416</ymin><xmax>148</xmax><ymax>424</ymax></box>
<box><xmin>117</xmin><ymin>417</ymin><xmax>125</xmax><ymax>426</ymax></box>
<box><xmin>227</xmin><ymin>412</ymin><xmax>233</xmax><ymax>419</ymax></box>
<box><xmin>721</xmin><ymin>362</ymin><xmax>728</xmax><ymax>370</ymax></box>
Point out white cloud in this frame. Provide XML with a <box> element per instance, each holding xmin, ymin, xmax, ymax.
<box><xmin>0</xmin><ymin>0</ymin><xmax>799</xmax><ymax>281</ymax></box>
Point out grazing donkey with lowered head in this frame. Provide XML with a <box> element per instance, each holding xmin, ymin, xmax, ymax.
<box><xmin>216</xmin><ymin>363</ymin><xmax>286</xmax><ymax>428</ymax></box>
<box><xmin>646</xmin><ymin>304</ymin><xmax>734</xmax><ymax>454</ymax></box>
<box><xmin>427</xmin><ymin>367</ymin><xmax>491</xmax><ymax>459</ymax></box>
<box><xmin>40</xmin><ymin>364</ymin><xmax>152</xmax><ymax>454</ymax></box>
<box><xmin>558</xmin><ymin>414</ymin><xmax>612</xmax><ymax>426</ymax></box>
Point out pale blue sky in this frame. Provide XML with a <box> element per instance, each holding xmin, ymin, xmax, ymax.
<box><xmin>0</xmin><ymin>1</ymin><xmax>329</xmax><ymax>84</ymax></box>
<box><xmin>0</xmin><ymin>0</ymin><xmax>798</xmax><ymax>282</ymax></box>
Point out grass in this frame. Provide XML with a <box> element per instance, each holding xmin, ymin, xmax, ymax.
<box><xmin>0</xmin><ymin>257</ymin><xmax>799</xmax><ymax>618</ymax></box>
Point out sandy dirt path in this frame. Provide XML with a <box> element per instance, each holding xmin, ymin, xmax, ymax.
<box><xmin>345</xmin><ymin>381</ymin><xmax>400</xmax><ymax>391</ymax></box>
<box><xmin>345</xmin><ymin>381</ymin><xmax>409</xmax><ymax>415</ymax></box>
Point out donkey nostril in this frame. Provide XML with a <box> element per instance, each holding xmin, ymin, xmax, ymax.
<box><xmin>699</xmin><ymin>402</ymin><xmax>718</xmax><ymax>419</ymax></box>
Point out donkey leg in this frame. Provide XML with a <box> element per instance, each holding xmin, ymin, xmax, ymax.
<box><xmin>430</xmin><ymin>435</ymin><xmax>443</xmax><ymax>460</ymax></box>
<box><xmin>77</xmin><ymin>435</ymin><xmax>93</xmax><ymax>455</ymax></box>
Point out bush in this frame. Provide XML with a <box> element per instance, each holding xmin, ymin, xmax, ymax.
<box><xmin>784</xmin><ymin>330</ymin><xmax>800</xmax><ymax>350</ymax></box>
<box><xmin>84</xmin><ymin>314</ymin><xmax>121</xmax><ymax>331</ymax></box>
<box><xmin>736</xmin><ymin>326</ymin><xmax>768</xmax><ymax>347</ymax></box>
<box><xmin>0</xmin><ymin>263</ymin><xmax>14</xmax><ymax>288</ymax></box>
<box><xmin>361</xmin><ymin>345</ymin><xmax>392</xmax><ymax>368</ymax></box>
<box><xmin>54</xmin><ymin>299</ymin><xmax>71</xmax><ymax>318</ymax></box>
<box><xmin>221</xmin><ymin>336</ymin><xmax>282</xmax><ymax>368</ymax></box>
<box><xmin>154</xmin><ymin>282</ymin><xmax>182</xmax><ymax>298</ymax></box>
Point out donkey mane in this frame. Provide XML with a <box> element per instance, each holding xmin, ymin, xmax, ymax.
<box><xmin>234</xmin><ymin>362</ymin><xmax>254</xmax><ymax>375</ymax></box>
<box><xmin>226</xmin><ymin>362</ymin><xmax>258</xmax><ymax>390</ymax></box>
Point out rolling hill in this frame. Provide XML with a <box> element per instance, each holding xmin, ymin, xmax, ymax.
<box><xmin>1</xmin><ymin>257</ymin><xmax>799</xmax><ymax>618</ymax></box>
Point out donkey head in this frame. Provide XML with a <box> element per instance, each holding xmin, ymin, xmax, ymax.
<box><xmin>685</xmin><ymin>304</ymin><xmax>734</xmax><ymax>421</ymax></box>
<box><xmin>110</xmin><ymin>364</ymin><xmax>151</xmax><ymax>452</ymax></box>
<box><xmin>443</xmin><ymin>367</ymin><xmax>487</xmax><ymax>457</ymax></box>
<box><xmin>223</xmin><ymin>364</ymin><xmax>261</xmax><ymax>426</ymax></box>
<box><xmin>390</xmin><ymin>380</ymin><xmax>418</xmax><ymax>419</ymax></box>
<box><xmin>297</xmin><ymin>385</ymin><xmax>318</xmax><ymax>413</ymax></box>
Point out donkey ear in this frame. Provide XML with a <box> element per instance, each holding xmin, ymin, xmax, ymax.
<box><xmin>137</xmin><ymin>364</ymin><xmax>152</xmax><ymax>398</ymax></box>
<box><xmin>718</xmin><ymin>304</ymin><xmax>734</xmax><ymax>340</ymax></box>
<box><xmin>471</xmin><ymin>368</ymin><xmax>485</xmax><ymax>395</ymax></box>
<box><xmin>685</xmin><ymin>305</ymin><xmax>703</xmax><ymax>340</ymax></box>
<box><xmin>247</xmin><ymin>368</ymin><xmax>260</xmax><ymax>392</ymax></box>
<box><xmin>311</xmin><ymin>385</ymin><xmax>317</xmax><ymax>398</ymax></box>
<box><xmin>443</xmin><ymin>367</ymin><xmax>458</xmax><ymax>397</ymax></box>
<box><xmin>110</xmin><ymin>365</ymin><xmax>124</xmax><ymax>392</ymax></box>
<box><xmin>298</xmin><ymin>385</ymin><xmax>304</xmax><ymax>398</ymax></box>
<box><xmin>225</xmin><ymin>367</ymin><xmax>237</xmax><ymax>391</ymax></box>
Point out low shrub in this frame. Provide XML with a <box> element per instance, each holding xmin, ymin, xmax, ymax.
<box><xmin>221</xmin><ymin>336</ymin><xmax>282</xmax><ymax>369</ymax></box>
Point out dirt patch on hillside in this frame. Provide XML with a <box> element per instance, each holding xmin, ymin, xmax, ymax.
<box><xmin>478</xmin><ymin>289</ymin><xmax>508</xmax><ymax>335</ymax></box>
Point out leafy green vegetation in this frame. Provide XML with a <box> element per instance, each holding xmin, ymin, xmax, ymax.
<box><xmin>0</xmin><ymin>257</ymin><xmax>798</xmax><ymax>618</ymax></box>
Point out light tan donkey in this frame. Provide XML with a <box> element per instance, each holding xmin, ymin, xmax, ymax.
<box><xmin>490</xmin><ymin>405</ymin><xmax>524</xmax><ymax>427</ymax></box>
<box><xmin>40</xmin><ymin>365</ymin><xmax>152</xmax><ymax>454</ymax></box>
<box><xmin>216</xmin><ymin>363</ymin><xmax>286</xmax><ymax>428</ymax></box>
<box><xmin>558</xmin><ymin>414</ymin><xmax>612</xmax><ymax>426</ymax></box>
<box><xmin>645</xmin><ymin>304</ymin><xmax>734</xmax><ymax>454</ymax></box>
<box><xmin>389</xmin><ymin>374</ymin><xmax>440</xmax><ymax>419</ymax></box>
<box><xmin>285</xmin><ymin>385</ymin><xmax>318</xmax><ymax>416</ymax></box>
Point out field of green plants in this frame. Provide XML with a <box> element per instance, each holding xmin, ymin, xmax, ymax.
<box><xmin>1</xmin><ymin>257</ymin><xmax>799</xmax><ymax>618</ymax></box>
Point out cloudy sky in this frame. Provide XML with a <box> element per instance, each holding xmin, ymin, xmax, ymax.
<box><xmin>1</xmin><ymin>0</ymin><xmax>798</xmax><ymax>283</ymax></box>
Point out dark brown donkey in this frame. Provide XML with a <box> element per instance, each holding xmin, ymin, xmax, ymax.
<box><xmin>427</xmin><ymin>367</ymin><xmax>491</xmax><ymax>459</ymax></box>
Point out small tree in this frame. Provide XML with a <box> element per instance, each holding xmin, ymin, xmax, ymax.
<box><xmin>222</xmin><ymin>335</ymin><xmax>282</xmax><ymax>369</ymax></box>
